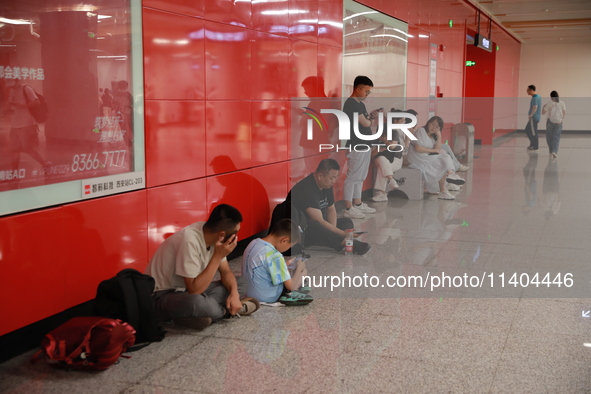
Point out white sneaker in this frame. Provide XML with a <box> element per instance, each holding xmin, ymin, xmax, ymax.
<box><xmin>445</xmin><ymin>173</ymin><xmax>465</xmax><ymax>185</ymax></box>
<box><xmin>355</xmin><ymin>202</ymin><xmax>376</xmax><ymax>214</ymax></box>
<box><xmin>458</xmin><ymin>164</ymin><xmax>470</xmax><ymax>172</ymax></box>
<box><xmin>438</xmin><ymin>190</ymin><xmax>456</xmax><ymax>200</ymax></box>
<box><xmin>446</xmin><ymin>182</ymin><xmax>462</xmax><ymax>191</ymax></box>
<box><xmin>372</xmin><ymin>192</ymin><xmax>388</xmax><ymax>202</ymax></box>
<box><xmin>385</xmin><ymin>179</ymin><xmax>399</xmax><ymax>193</ymax></box>
<box><xmin>344</xmin><ymin>206</ymin><xmax>365</xmax><ymax>219</ymax></box>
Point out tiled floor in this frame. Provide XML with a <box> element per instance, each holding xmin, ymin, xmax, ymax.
<box><xmin>2</xmin><ymin>133</ymin><xmax>591</xmax><ymax>393</ymax></box>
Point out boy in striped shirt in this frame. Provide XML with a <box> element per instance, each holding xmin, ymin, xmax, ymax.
<box><xmin>242</xmin><ymin>219</ymin><xmax>307</xmax><ymax>303</ymax></box>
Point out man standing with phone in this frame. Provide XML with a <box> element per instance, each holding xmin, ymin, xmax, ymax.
<box><xmin>342</xmin><ymin>75</ymin><xmax>380</xmax><ymax>219</ymax></box>
<box><xmin>145</xmin><ymin>204</ymin><xmax>260</xmax><ymax>331</ymax></box>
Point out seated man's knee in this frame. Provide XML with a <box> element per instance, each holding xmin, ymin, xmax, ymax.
<box><xmin>185</xmin><ymin>293</ymin><xmax>226</xmax><ymax>321</ymax></box>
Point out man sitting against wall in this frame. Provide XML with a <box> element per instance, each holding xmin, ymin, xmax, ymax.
<box><xmin>287</xmin><ymin>158</ymin><xmax>371</xmax><ymax>255</ymax></box>
<box><xmin>145</xmin><ymin>204</ymin><xmax>260</xmax><ymax>331</ymax></box>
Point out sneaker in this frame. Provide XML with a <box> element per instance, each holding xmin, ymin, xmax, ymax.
<box><xmin>353</xmin><ymin>240</ymin><xmax>371</xmax><ymax>255</ymax></box>
<box><xmin>445</xmin><ymin>173</ymin><xmax>465</xmax><ymax>185</ymax></box>
<box><xmin>238</xmin><ymin>297</ymin><xmax>260</xmax><ymax>316</ymax></box>
<box><xmin>298</xmin><ymin>285</ymin><xmax>312</xmax><ymax>294</ymax></box>
<box><xmin>457</xmin><ymin>164</ymin><xmax>470</xmax><ymax>172</ymax></box>
<box><xmin>344</xmin><ymin>206</ymin><xmax>365</xmax><ymax>219</ymax></box>
<box><xmin>551</xmin><ymin>152</ymin><xmax>557</xmax><ymax>159</ymax></box>
<box><xmin>446</xmin><ymin>182</ymin><xmax>462</xmax><ymax>191</ymax></box>
<box><xmin>279</xmin><ymin>291</ymin><xmax>314</xmax><ymax>306</ymax></box>
<box><xmin>438</xmin><ymin>190</ymin><xmax>456</xmax><ymax>200</ymax></box>
<box><xmin>385</xmin><ymin>178</ymin><xmax>399</xmax><ymax>193</ymax></box>
<box><xmin>372</xmin><ymin>192</ymin><xmax>388</xmax><ymax>202</ymax></box>
<box><xmin>173</xmin><ymin>316</ymin><xmax>212</xmax><ymax>331</ymax></box>
<box><xmin>355</xmin><ymin>202</ymin><xmax>376</xmax><ymax>214</ymax></box>
<box><xmin>527</xmin><ymin>147</ymin><xmax>539</xmax><ymax>152</ymax></box>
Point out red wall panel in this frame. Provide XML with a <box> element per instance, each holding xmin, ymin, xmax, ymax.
<box><xmin>251</xmin><ymin>32</ymin><xmax>290</xmax><ymax>101</ymax></box>
<box><xmin>252</xmin><ymin>0</ymin><xmax>289</xmax><ymax>37</ymax></box>
<box><xmin>205</xmin><ymin>21</ymin><xmax>252</xmax><ymax>100</ymax></box>
<box><xmin>289</xmin><ymin>39</ymin><xmax>318</xmax><ymax>99</ymax></box>
<box><xmin>147</xmin><ymin>178</ymin><xmax>208</xmax><ymax>258</ymax></box>
<box><xmin>206</xmin><ymin>100</ymin><xmax>252</xmax><ymax>175</ymax></box>
<box><xmin>204</xmin><ymin>0</ymin><xmax>251</xmax><ymax>28</ymax></box>
<box><xmin>251</xmin><ymin>162</ymin><xmax>290</xmax><ymax>234</ymax></box>
<box><xmin>143</xmin><ymin>0</ymin><xmax>204</xmax><ymax>18</ymax></box>
<box><xmin>0</xmin><ymin>208</ymin><xmax>66</xmax><ymax>336</ymax></box>
<box><xmin>145</xmin><ymin>100</ymin><xmax>206</xmax><ymax>187</ymax></box>
<box><xmin>318</xmin><ymin>44</ymin><xmax>342</xmax><ymax>98</ymax></box>
<box><xmin>289</xmin><ymin>0</ymin><xmax>318</xmax><ymax>44</ymax></box>
<box><xmin>143</xmin><ymin>9</ymin><xmax>205</xmax><ymax>101</ymax></box>
<box><xmin>318</xmin><ymin>0</ymin><xmax>343</xmax><ymax>48</ymax></box>
<box><xmin>207</xmin><ymin>171</ymin><xmax>255</xmax><ymax>237</ymax></box>
<box><xmin>62</xmin><ymin>192</ymin><xmax>149</xmax><ymax>307</ymax></box>
<box><xmin>252</xmin><ymin>101</ymin><xmax>289</xmax><ymax>167</ymax></box>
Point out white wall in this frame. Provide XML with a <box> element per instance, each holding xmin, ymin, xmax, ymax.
<box><xmin>518</xmin><ymin>42</ymin><xmax>591</xmax><ymax>131</ymax></box>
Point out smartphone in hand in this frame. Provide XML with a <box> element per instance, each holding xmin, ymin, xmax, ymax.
<box><xmin>428</xmin><ymin>152</ymin><xmax>439</xmax><ymax>155</ymax></box>
<box><xmin>222</xmin><ymin>232</ymin><xmax>237</xmax><ymax>242</ymax></box>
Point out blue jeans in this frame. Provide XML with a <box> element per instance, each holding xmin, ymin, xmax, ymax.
<box><xmin>525</xmin><ymin>119</ymin><xmax>539</xmax><ymax>149</ymax></box>
<box><xmin>546</xmin><ymin>120</ymin><xmax>562</xmax><ymax>154</ymax></box>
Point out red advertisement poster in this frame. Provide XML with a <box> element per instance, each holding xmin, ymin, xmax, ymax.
<box><xmin>0</xmin><ymin>0</ymin><xmax>140</xmax><ymax>203</ymax></box>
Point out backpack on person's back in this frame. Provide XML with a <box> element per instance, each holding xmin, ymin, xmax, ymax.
<box><xmin>92</xmin><ymin>268</ymin><xmax>165</xmax><ymax>344</ymax></box>
<box><xmin>548</xmin><ymin>102</ymin><xmax>563</xmax><ymax>124</ymax></box>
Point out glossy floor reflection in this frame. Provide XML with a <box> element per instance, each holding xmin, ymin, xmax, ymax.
<box><xmin>2</xmin><ymin>133</ymin><xmax>591</xmax><ymax>392</ymax></box>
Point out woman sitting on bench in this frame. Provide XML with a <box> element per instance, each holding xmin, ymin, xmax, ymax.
<box><xmin>406</xmin><ymin>116</ymin><xmax>466</xmax><ymax>200</ymax></box>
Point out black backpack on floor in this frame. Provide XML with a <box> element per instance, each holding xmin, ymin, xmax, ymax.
<box><xmin>92</xmin><ymin>268</ymin><xmax>165</xmax><ymax>344</ymax></box>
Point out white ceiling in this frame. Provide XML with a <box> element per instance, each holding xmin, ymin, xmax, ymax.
<box><xmin>475</xmin><ymin>0</ymin><xmax>591</xmax><ymax>44</ymax></box>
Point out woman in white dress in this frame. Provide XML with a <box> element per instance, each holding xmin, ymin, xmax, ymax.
<box><xmin>406</xmin><ymin>116</ymin><xmax>465</xmax><ymax>200</ymax></box>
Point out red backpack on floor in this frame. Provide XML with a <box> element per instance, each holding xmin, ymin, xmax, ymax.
<box><xmin>31</xmin><ymin>317</ymin><xmax>135</xmax><ymax>371</ymax></box>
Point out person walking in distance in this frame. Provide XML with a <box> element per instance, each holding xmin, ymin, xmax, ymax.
<box><xmin>542</xmin><ymin>90</ymin><xmax>566</xmax><ymax>159</ymax></box>
<box><xmin>525</xmin><ymin>85</ymin><xmax>541</xmax><ymax>152</ymax></box>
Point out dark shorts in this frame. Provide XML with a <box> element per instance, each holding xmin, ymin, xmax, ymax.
<box><xmin>10</xmin><ymin>124</ymin><xmax>39</xmax><ymax>151</ymax></box>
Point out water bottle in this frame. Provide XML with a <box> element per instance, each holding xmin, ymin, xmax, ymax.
<box><xmin>345</xmin><ymin>229</ymin><xmax>354</xmax><ymax>255</ymax></box>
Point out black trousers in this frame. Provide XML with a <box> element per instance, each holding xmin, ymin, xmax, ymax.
<box><xmin>304</xmin><ymin>217</ymin><xmax>354</xmax><ymax>251</ymax></box>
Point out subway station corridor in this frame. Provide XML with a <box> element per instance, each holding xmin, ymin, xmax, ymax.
<box><xmin>1</xmin><ymin>133</ymin><xmax>591</xmax><ymax>392</ymax></box>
